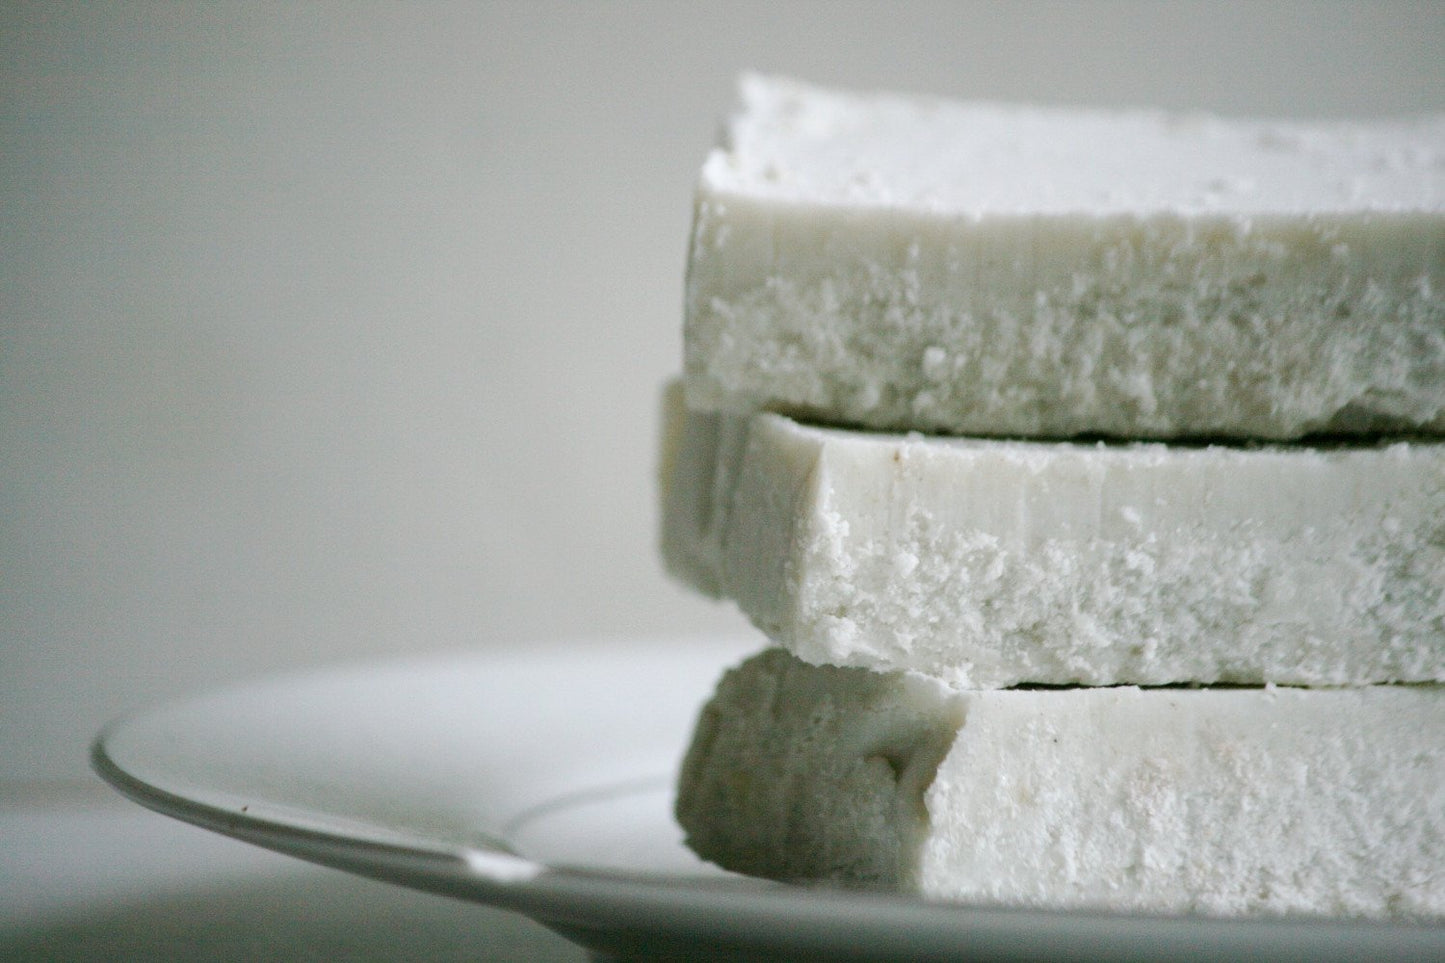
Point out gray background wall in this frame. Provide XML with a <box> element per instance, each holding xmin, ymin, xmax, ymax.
<box><xmin>5</xmin><ymin>1</ymin><xmax>1444</xmax><ymax>794</ymax></box>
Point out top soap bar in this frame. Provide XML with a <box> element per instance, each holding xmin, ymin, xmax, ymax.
<box><xmin>702</xmin><ymin>75</ymin><xmax>1444</xmax><ymax>216</ymax></box>
<box><xmin>685</xmin><ymin>75</ymin><xmax>1445</xmax><ymax>440</ymax></box>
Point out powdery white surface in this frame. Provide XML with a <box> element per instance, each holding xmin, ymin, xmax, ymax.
<box><xmin>677</xmin><ymin>648</ymin><xmax>1445</xmax><ymax>919</ymax></box>
<box><xmin>705</xmin><ymin>75</ymin><xmax>1444</xmax><ymax>215</ymax></box>
<box><xmin>660</xmin><ymin>400</ymin><xmax>1445</xmax><ymax>687</ymax></box>
<box><xmin>684</xmin><ymin>75</ymin><xmax>1445</xmax><ymax>439</ymax></box>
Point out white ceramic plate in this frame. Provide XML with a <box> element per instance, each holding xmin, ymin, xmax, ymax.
<box><xmin>94</xmin><ymin>636</ymin><xmax>1443</xmax><ymax>962</ymax></box>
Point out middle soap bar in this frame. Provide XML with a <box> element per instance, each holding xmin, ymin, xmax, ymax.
<box><xmin>660</xmin><ymin>392</ymin><xmax>1445</xmax><ymax>687</ymax></box>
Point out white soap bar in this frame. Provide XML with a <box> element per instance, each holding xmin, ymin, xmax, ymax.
<box><xmin>660</xmin><ymin>396</ymin><xmax>1445</xmax><ymax>687</ymax></box>
<box><xmin>677</xmin><ymin>648</ymin><xmax>1445</xmax><ymax>918</ymax></box>
<box><xmin>685</xmin><ymin>75</ymin><xmax>1445</xmax><ymax>440</ymax></box>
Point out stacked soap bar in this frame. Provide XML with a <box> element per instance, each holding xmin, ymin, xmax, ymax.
<box><xmin>662</xmin><ymin>75</ymin><xmax>1445</xmax><ymax>918</ymax></box>
<box><xmin>677</xmin><ymin>649</ymin><xmax>1445</xmax><ymax>918</ymax></box>
<box><xmin>662</xmin><ymin>392</ymin><xmax>1445</xmax><ymax>688</ymax></box>
<box><xmin>685</xmin><ymin>74</ymin><xmax>1445</xmax><ymax>440</ymax></box>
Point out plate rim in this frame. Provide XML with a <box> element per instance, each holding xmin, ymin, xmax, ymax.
<box><xmin>91</xmin><ymin>638</ymin><xmax>1445</xmax><ymax>962</ymax></box>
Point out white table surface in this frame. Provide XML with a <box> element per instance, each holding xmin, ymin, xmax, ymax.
<box><xmin>1</xmin><ymin>797</ymin><xmax>587</xmax><ymax>961</ymax></box>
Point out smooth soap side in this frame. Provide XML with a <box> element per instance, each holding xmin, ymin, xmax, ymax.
<box><xmin>660</xmin><ymin>400</ymin><xmax>1445</xmax><ymax>687</ymax></box>
<box><xmin>686</xmin><ymin>196</ymin><xmax>1445</xmax><ymax>439</ymax></box>
<box><xmin>919</xmin><ymin>685</ymin><xmax>1445</xmax><ymax>918</ymax></box>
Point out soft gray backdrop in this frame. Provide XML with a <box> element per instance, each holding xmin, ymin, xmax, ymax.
<box><xmin>6</xmin><ymin>0</ymin><xmax>1445</xmax><ymax>791</ymax></box>
<box><xmin>4</xmin><ymin>0</ymin><xmax>1443</xmax><ymax>845</ymax></box>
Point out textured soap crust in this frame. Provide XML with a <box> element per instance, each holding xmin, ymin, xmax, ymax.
<box><xmin>685</xmin><ymin>74</ymin><xmax>1445</xmax><ymax>440</ymax></box>
<box><xmin>660</xmin><ymin>396</ymin><xmax>1445</xmax><ymax>687</ymax></box>
<box><xmin>677</xmin><ymin>648</ymin><xmax>1445</xmax><ymax>918</ymax></box>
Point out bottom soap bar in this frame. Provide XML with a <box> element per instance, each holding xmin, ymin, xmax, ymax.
<box><xmin>676</xmin><ymin>648</ymin><xmax>1445</xmax><ymax>919</ymax></box>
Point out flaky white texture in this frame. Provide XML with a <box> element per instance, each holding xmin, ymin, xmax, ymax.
<box><xmin>677</xmin><ymin>648</ymin><xmax>1445</xmax><ymax>918</ymax></box>
<box><xmin>660</xmin><ymin>396</ymin><xmax>1445</xmax><ymax>687</ymax></box>
<box><xmin>685</xmin><ymin>75</ymin><xmax>1445</xmax><ymax>439</ymax></box>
